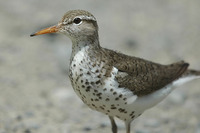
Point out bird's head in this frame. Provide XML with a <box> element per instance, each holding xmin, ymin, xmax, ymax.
<box><xmin>31</xmin><ymin>10</ymin><xmax>99</xmax><ymax>41</ymax></box>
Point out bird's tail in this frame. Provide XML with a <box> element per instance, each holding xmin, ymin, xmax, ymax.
<box><xmin>184</xmin><ymin>69</ymin><xmax>200</xmax><ymax>77</ymax></box>
<box><xmin>172</xmin><ymin>69</ymin><xmax>200</xmax><ymax>87</ymax></box>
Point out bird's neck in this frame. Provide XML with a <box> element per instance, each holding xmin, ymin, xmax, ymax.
<box><xmin>70</xmin><ymin>34</ymin><xmax>100</xmax><ymax>61</ymax></box>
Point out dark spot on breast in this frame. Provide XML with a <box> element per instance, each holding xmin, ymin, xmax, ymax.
<box><xmin>87</xmin><ymin>86</ymin><xmax>91</xmax><ymax>89</ymax></box>
<box><xmin>113</xmin><ymin>92</ymin><xmax>117</xmax><ymax>95</ymax></box>
<box><xmin>95</xmin><ymin>99</ymin><xmax>99</xmax><ymax>101</ymax></box>
<box><xmin>130</xmin><ymin>111</ymin><xmax>135</xmax><ymax>116</ymax></box>
<box><xmin>96</xmin><ymin>93</ymin><xmax>102</xmax><ymax>96</ymax></box>
<box><xmin>123</xmin><ymin>98</ymin><xmax>127</xmax><ymax>101</ymax></box>
<box><xmin>115</xmin><ymin>97</ymin><xmax>119</xmax><ymax>101</ymax></box>
<box><xmin>119</xmin><ymin>94</ymin><xmax>123</xmax><ymax>98</ymax></box>
<box><xmin>96</xmin><ymin>80</ymin><xmax>101</xmax><ymax>84</ymax></box>
<box><xmin>99</xmin><ymin>106</ymin><xmax>104</xmax><ymax>110</ymax></box>
<box><xmin>116</xmin><ymin>115</ymin><xmax>120</xmax><ymax>119</ymax></box>
<box><xmin>106</xmin><ymin>98</ymin><xmax>110</xmax><ymax>101</ymax></box>
<box><xmin>86</xmin><ymin>88</ymin><xmax>90</xmax><ymax>92</ymax></box>
<box><xmin>97</xmin><ymin>74</ymin><xmax>101</xmax><ymax>78</ymax></box>
<box><xmin>111</xmin><ymin>106</ymin><xmax>117</xmax><ymax>109</ymax></box>
<box><xmin>131</xmin><ymin>115</ymin><xmax>135</xmax><ymax>119</ymax></box>
<box><xmin>90</xmin><ymin>82</ymin><xmax>94</xmax><ymax>85</ymax></box>
<box><xmin>118</xmin><ymin>108</ymin><xmax>125</xmax><ymax>113</ymax></box>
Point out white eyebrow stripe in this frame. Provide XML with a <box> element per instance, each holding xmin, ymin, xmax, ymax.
<box><xmin>63</xmin><ymin>15</ymin><xmax>96</xmax><ymax>25</ymax></box>
<box><xmin>77</xmin><ymin>15</ymin><xmax>96</xmax><ymax>21</ymax></box>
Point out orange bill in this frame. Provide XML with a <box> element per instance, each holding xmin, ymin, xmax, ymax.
<box><xmin>30</xmin><ymin>25</ymin><xmax>59</xmax><ymax>37</ymax></box>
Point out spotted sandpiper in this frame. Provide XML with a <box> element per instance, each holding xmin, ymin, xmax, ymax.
<box><xmin>31</xmin><ymin>10</ymin><xmax>200</xmax><ymax>133</ymax></box>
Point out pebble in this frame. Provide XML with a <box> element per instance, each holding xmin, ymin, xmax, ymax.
<box><xmin>100</xmin><ymin>123</ymin><xmax>107</xmax><ymax>128</ymax></box>
<box><xmin>16</xmin><ymin>115</ymin><xmax>23</xmax><ymax>121</ymax></box>
<box><xmin>24</xmin><ymin>129</ymin><xmax>31</xmax><ymax>133</ymax></box>
<box><xmin>83</xmin><ymin>126</ymin><xmax>92</xmax><ymax>131</ymax></box>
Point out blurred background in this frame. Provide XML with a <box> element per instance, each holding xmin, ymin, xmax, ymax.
<box><xmin>0</xmin><ymin>0</ymin><xmax>200</xmax><ymax>133</ymax></box>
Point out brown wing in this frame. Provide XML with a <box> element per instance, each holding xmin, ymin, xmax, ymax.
<box><xmin>102</xmin><ymin>48</ymin><xmax>189</xmax><ymax>96</ymax></box>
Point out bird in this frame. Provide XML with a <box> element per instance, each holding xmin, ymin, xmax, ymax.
<box><xmin>30</xmin><ymin>10</ymin><xmax>200</xmax><ymax>133</ymax></box>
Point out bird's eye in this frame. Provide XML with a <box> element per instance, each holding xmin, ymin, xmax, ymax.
<box><xmin>73</xmin><ymin>18</ymin><xmax>82</xmax><ymax>24</ymax></box>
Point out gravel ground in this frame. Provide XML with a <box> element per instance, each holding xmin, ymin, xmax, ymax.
<box><xmin>0</xmin><ymin>0</ymin><xmax>200</xmax><ymax>133</ymax></box>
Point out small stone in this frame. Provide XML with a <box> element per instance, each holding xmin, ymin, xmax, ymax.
<box><xmin>24</xmin><ymin>129</ymin><xmax>31</xmax><ymax>133</ymax></box>
<box><xmin>83</xmin><ymin>126</ymin><xmax>92</xmax><ymax>131</ymax></box>
<box><xmin>100</xmin><ymin>123</ymin><xmax>107</xmax><ymax>128</ymax></box>
<box><xmin>16</xmin><ymin>115</ymin><xmax>22</xmax><ymax>121</ymax></box>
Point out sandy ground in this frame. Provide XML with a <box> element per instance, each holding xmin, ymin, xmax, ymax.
<box><xmin>0</xmin><ymin>0</ymin><xmax>200</xmax><ymax>133</ymax></box>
